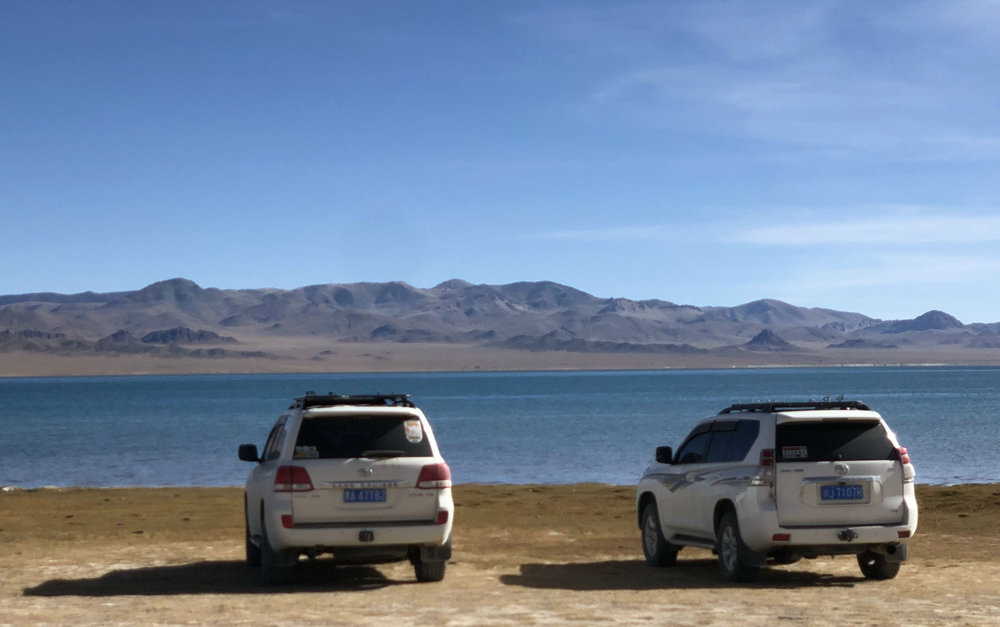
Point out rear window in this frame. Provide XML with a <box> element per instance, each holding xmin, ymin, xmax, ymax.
<box><xmin>294</xmin><ymin>415</ymin><xmax>433</xmax><ymax>459</ymax></box>
<box><xmin>776</xmin><ymin>421</ymin><xmax>895</xmax><ymax>462</ymax></box>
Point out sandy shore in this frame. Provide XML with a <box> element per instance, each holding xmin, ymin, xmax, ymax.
<box><xmin>2</xmin><ymin>484</ymin><xmax>1000</xmax><ymax>626</ymax></box>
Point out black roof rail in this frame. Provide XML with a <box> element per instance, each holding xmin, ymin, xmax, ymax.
<box><xmin>719</xmin><ymin>400</ymin><xmax>870</xmax><ymax>414</ymax></box>
<box><xmin>291</xmin><ymin>393</ymin><xmax>415</xmax><ymax>410</ymax></box>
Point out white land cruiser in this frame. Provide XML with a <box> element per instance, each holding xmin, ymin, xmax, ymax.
<box><xmin>239</xmin><ymin>393</ymin><xmax>454</xmax><ymax>585</ymax></box>
<box><xmin>636</xmin><ymin>400</ymin><xmax>917</xmax><ymax>582</ymax></box>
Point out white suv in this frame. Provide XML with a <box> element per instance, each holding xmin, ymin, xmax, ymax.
<box><xmin>239</xmin><ymin>393</ymin><xmax>454</xmax><ymax>584</ymax></box>
<box><xmin>636</xmin><ymin>400</ymin><xmax>917</xmax><ymax>582</ymax></box>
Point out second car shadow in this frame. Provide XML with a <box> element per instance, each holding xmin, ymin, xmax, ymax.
<box><xmin>499</xmin><ymin>558</ymin><xmax>862</xmax><ymax>590</ymax></box>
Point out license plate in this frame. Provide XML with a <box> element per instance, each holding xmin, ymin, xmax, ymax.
<box><xmin>821</xmin><ymin>484</ymin><xmax>864</xmax><ymax>501</ymax></box>
<box><xmin>343</xmin><ymin>488</ymin><xmax>387</xmax><ymax>503</ymax></box>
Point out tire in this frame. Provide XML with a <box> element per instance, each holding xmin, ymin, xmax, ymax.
<box><xmin>414</xmin><ymin>558</ymin><xmax>447</xmax><ymax>582</ymax></box>
<box><xmin>410</xmin><ymin>538</ymin><xmax>451</xmax><ymax>583</ymax></box>
<box><xmin>857</xmin><ymin>551</ymin><xmax>901</xmax><ymax>580</ymax></box>
<box><xmin>717</xmin><ymin>511</ymin><xmax>758</xmax><ymax>583</ymax></box>
<box><xmin>260</xmin><ymin>516</ymin><xmax>295</xmax><ymax>585</ymax></box>
<box><xmin>641</xmin><ymin>503</ymin><xmax>678</xmax><ymax>567</ymax></box>
<box><xmin>245</xmin><ymin>513</ymin><xmax>261</xmax><ymax>567</ymax></box>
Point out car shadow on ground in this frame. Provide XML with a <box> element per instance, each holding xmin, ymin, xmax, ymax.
<box><xmin>500</xmin><ymin>558</ymin><xmax>862</xmax><ymax>590</ymax></box>
<box><xmin>23</xmin><ymin>559</ymin><xmax>404</xmax><ymax>597</ymax></box>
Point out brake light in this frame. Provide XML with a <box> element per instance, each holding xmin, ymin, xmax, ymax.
<box><xmin>898</xmin><ymin>446</ymin><xmax>911</xmax><ymax>464</ymax></box>
<box><xmin>273</xmin><ymin>466</ymin><xmax>314</xmax><ymax>492</ymax></box>
<box><xmin>759</xmin><ymin>449</ymin><xmax>775</xmax><ymax>467</ymax></box>
<box><xmin>416</xmin><ymin>463</ymin><xmax>452</xmax><ymax>489</ymax></box>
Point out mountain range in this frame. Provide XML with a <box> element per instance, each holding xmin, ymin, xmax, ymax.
<box><xmin>1</xmin><ymin>278</ymin><xmax>997</xmax><ymax>362</ymax></box>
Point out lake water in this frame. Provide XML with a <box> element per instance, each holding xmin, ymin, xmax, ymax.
<box><xmin>1</xmin><ymin>367</ymin><xmax>998</xmax><ymax>488</ymax></box>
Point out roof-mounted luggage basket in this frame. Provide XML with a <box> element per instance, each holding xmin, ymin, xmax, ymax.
<box><xmin>291</xmin><ymin>393</ymin><xmax>415</xmax><ymax>410</ymax></box>
<box><xmin>719</xmin><ymin>399</ymin><xmax>870</xmax><ymax>414</ymax></box>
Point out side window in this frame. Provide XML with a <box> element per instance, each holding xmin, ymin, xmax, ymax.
<box><xmin>266</xmin><ymin>426</ymin><xmax>287</xmax><ymax>461</ymax></box>
<box><xmin>727</xmin><ymin>419</ymin><xmax>761</xmax><ymax>462</ymax></box>
<box><xmin>676</xmin><ymin>432</ymin><xmax>712</xmax><ymax>464</ymax></box>
<box><xmin>706</xmin><ymin>420</ymin><xmax>738</xmax><ymax>463</ymax></box>
<box><xmin>261</xmin><ymin>418</ymin><xmax>287</xmax><ymax>461</ymax></box>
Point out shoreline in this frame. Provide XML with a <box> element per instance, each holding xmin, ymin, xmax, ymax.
<box><xmin>5</xmin><ymin>341</ymin><xmax>1000</xmax><ymax>378</ymax></box>
<box><xmin>3</xmin><ymin>478</ymin><xmax>994</xmax><ymax>491</ymax></box>
<box><xmin>2</xmin><ymin>361</ymin><xmax>998</xmax><ymax>381</ymax></box>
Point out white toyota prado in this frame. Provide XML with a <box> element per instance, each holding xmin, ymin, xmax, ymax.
<box><xmin>636</xmin><ymin>400</ymin><xmax>917</xmax><ymax>582</ymax></box>
<box><xmin>239</xmin><ymin>393</ymin><xmax>454</xmax><ymax>585</ymax></box>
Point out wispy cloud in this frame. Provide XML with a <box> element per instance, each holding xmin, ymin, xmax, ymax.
<box><xmin>525</xmin><ymin>224</ymin><xmax>692</xmax><ymax>242</ymax></box>
<box><xmin>530</xmin><ymin>1</ymin><xmax>1000</xmax><ymax>159</ymax></box>
<box><xmin>772</xmin><ymin>253</ymin><xmax>1000</xmax><ymax>292</ymax></box>
<box><xmin>529</xmin><ymin>209</ymin><xmax>1000</xmax><ymax>246</ymax></box>
<box><xmin>730</xmin><ymin>214</ymin><xmax>1000</xmax><ymax>246</ymax></box>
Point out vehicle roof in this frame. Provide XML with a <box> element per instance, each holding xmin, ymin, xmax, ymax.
<box><xmin>773</xmin><ymin>409</ymin><xmax>883</xmax><ymax>423</ymax></box>
<box><xmin>719</xmin><ymin>400</ymin><xmax>869</xmax><ymax>414</ymax></box>
<box><xmin>301</xmin><ymin>406</ymin><xmax>424</xmax><ymax>419</ymax></box>
<box><xmin>290</xmin><ymin>393</ymin><xmax>415</xmax><ymax>411</ymax></box>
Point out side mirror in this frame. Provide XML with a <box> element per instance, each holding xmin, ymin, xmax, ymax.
<box><xmin>238</xmin><ymin>444</ymin><xmax>260</xmax><ymax>462</ymax></box>
<box><xmin>655</xmin><ymin>446</ymin><xmax>673</xmax><ymax>464</ymax></box>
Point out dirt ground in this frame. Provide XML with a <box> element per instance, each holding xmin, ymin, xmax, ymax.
<box><xmin>2</xmin><ymin>484</ymin><xmax>999</xmax><ymax>626</ymax></box>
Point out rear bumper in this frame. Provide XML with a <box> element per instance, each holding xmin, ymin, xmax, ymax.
<box><xmin>738</xmin><ymin>485</ymin><xmax>918</xmax><ymax>558</ymax></box>
<box><xmin>266</xmin><ymin>509</ymin><xmax>453</xmax><ymax>551</ymax></box>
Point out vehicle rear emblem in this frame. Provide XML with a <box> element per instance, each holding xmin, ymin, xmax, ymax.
<box><xmin>835</xmin><ymin>464</ymin><xmax>849</xmax><ymax>476</ymax></box>
<box><xmin>359</xmin><ymin>468</ymin><xmax>374</xmax><ymax>477</ymax></box>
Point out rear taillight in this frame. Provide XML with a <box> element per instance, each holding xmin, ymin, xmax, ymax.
<box><xmin>750</xmin><ymin>448</ymin><xmax>776</xmax><ymax>488</ymax></box>
<box><xmin>897</xmin><ymin>445</ymin><xmax>916</xmax><ymax>482</ymax></box>
<box><xmin>898</xmin><ymin>446</ymin><xmax>911</xmax><ymax>464</ymax></box>
<box><xmin>416</xmin><ymin>463</ymin><xmax>452</xmax><ymax>489</ymax></box>
<box><xmin>759</xmin><ymin>449</ymin><xmax>775</xmax><ymax>467</ymax></box>
<box><xmin>273</xmin><ymin>465</ymin><xmax>314</xmax><ymax>492</ymax></box>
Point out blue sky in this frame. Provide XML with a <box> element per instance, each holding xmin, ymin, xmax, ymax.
<box><xmin>2</xmin><ymin>1</ymin><xmax>999</xmax><ymax>322</ymax></box>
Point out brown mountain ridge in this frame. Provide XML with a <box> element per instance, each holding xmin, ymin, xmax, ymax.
<box><xmin>0</xmin><ymin>278</ymin><xmax>996</xmax><ymax>364</ymax></box>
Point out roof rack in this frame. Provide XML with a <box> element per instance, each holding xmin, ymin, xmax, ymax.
<box><xmin>291</xmin><ymin>392</ymin><xmax>415</xmax><ymax>410</ymax></box>
<box><xmin>719</xmin><ymin>399</ymin><xmax>870</xmax><ymax>414</ymax></box>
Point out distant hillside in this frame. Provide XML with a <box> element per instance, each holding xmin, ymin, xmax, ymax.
<box><xmin>0</xmin><ymin>278</ymin><xmax>995</xmax><ymax>359</ymax></box>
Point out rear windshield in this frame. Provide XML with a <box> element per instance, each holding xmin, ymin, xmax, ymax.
<box><xmin>294</xmin><ymin>415</ymin><xmax>433</xmax><ymax>459</ymax></box>
<box><xmin>776</xmin><ymin>421</ymin><xmax>895</xmax><ymax>462</ymax></box>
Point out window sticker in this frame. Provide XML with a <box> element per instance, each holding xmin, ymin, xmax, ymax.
<box><xmin>294</xmin><ymin>445</ymin><xmax>319</xmax><ymax>459</ymax></box>
<box><xmin>782</xmin><ymin>446</ymin><xmax>808</xmax><ymax>460</ymax></box>
<box><xmin>404</xmin><ymin>419</ymin><xmax>424</xmax><ymax>443</ymax></box>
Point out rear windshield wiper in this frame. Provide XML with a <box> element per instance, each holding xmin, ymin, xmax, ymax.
<box><xmin>360</xmin><ymin>449</ymin><xmax>405</xmax><ymax>459</ymax></box>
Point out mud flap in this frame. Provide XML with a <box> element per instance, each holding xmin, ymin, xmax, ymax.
<box><xmin>884</xmin><ymin>543</ymin><xmax>908</xmax><ymax>563</ymax></box>
<box><xmin>420</xmin><ymin>539</ymin><xmax>452</xmax><ymax>562</ymax></box>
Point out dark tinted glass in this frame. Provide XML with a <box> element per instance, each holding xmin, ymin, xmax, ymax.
<box><xmin>266</xmin><ymin>427</ymin><xmax>286</xmax><ymax>461</ymax></box>
<box><xmin>294</xmin><ymin>416</ymin><xmax>432</xmax><ymax>459</ymax></box>
<box><xmin>706</xmin><ymin>430</ymin><xmax>735</xmax><ymax>463</ymax></box>
<box><xmin>776</xmin><ymin>421</ymin><xmax>894</xmax><ymax>462</ymax></box>
<box><xmin>676</xmin><ymin>432</ymin><xmax>711</xmax><ymax>464</ymax></box>
<box><xmin>728</xmin><ymin>420</ymin><xmax>760</xmax><ymax>462</ymax></box>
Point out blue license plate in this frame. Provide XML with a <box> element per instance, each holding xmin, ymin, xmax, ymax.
<box><xmin>343</xmin><ymin>488</ymin><xmax>387</xmax><ymax>503</ymax></box>
<box><xmin>821</xmin><ymin>484</ymin><xmax>864</xmax><ymax>501</ymax></box>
